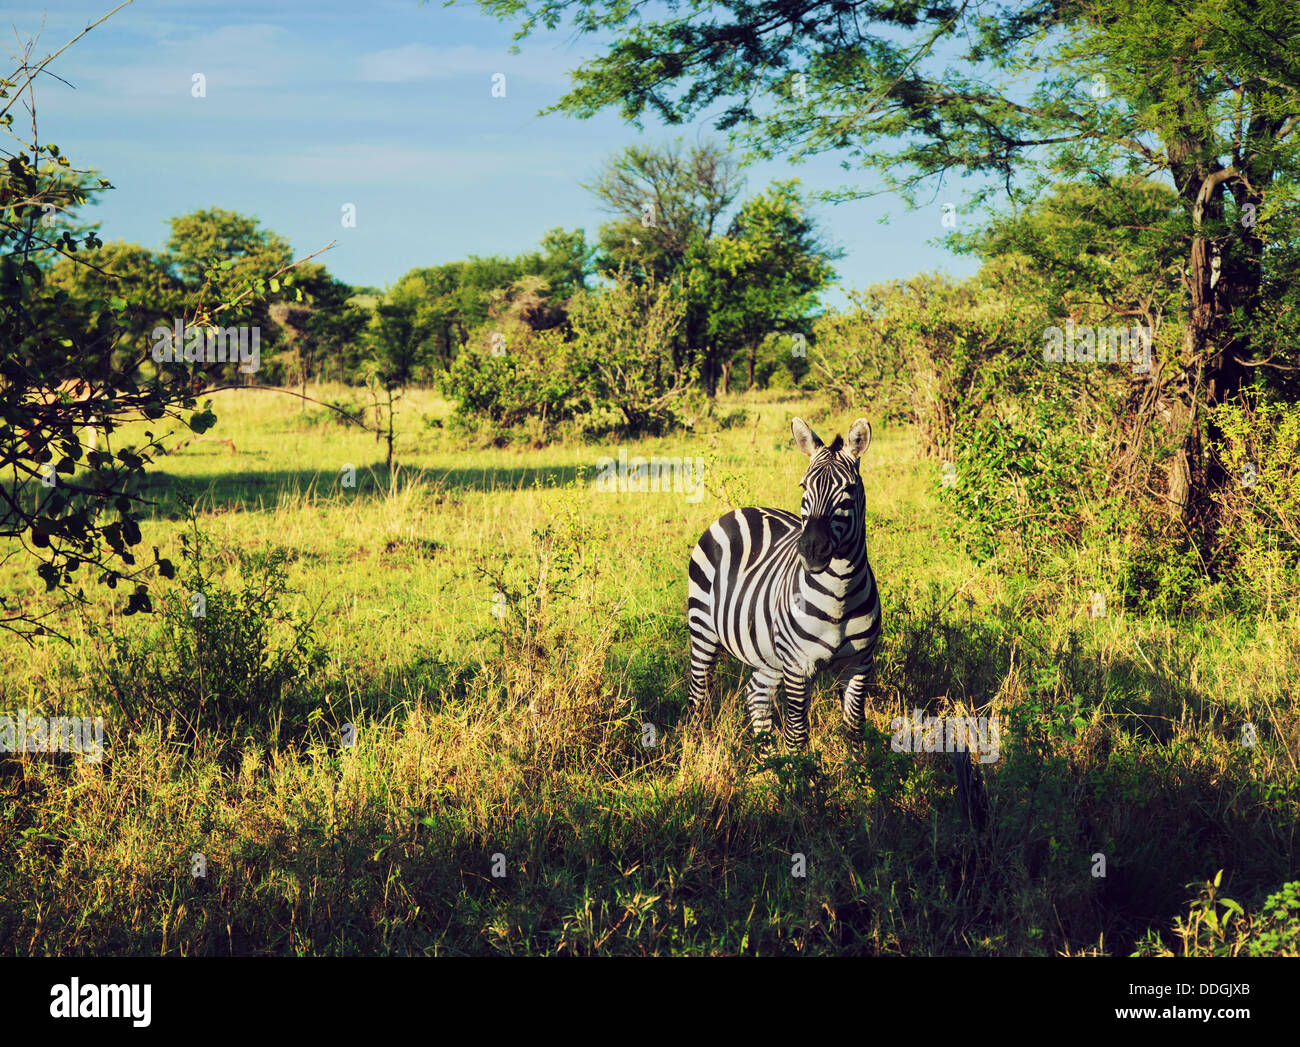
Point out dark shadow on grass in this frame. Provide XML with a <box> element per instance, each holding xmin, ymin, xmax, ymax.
<box><xmin>125</xmin><ymin>461</ymin><xmax>591</xmax><ymax>520</ymax></box>
<box><xmin>870</xmin><ymin>597</ymin><xmax>1296</xmax><ymax>955</ymax></box>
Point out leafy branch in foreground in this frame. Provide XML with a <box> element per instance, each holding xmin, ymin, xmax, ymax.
<box><xmin>0</xmin><ymin>18</ymin><xmax>328</xmax><ymax>640</ymax></box>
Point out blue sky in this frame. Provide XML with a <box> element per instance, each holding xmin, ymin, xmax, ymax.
<box><xmin>9</xmin><ymin>0</ymin><xmax>982</xmax><ymax>307</ymax></box>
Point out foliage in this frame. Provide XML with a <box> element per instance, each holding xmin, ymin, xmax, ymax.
<box><xmin>370</xmin><ymin>229</ymin><xmax>593</xmax><ymax>376</ymax></box>
<box><xmin>1211</xmin><ymin>394</ymin><xmax>1300</xmax><ymax>613</ymax></box>
<box><xmin>1</xmin><ymin>52</ymin><xmax>219</xmax><ymax>639</ymax></box>
<box><xmin>589</xmin><ymin>140</ymin><xmax>837</xmax><ymax>394</ymax></box>
<box><xmin>688</xmin><ymin>179</ymin><xmax>840</xmax><ymax>391</ymax></box>
<box><xmin>478</xmin><ymin>0</ymin><xmax>1300</xmax><ymax>548</ymax></box>
<box><xmin>949</xmin><ymin>177</ymin><xmax>1184</xmax><ymax>334</ymax></box>
<box><xmin>442</xmin><ymin>270</ymin><xmax>687</xmax><ymax>437</ymax></box>
<box><xmin>94</xmin><ymin>510</ymin><xmax>327</xmax><ymax>744</ymax></box>
<box><xmin>811</xmin><ymin>273</ymin><xmax>1035</xmax><ymax>457</ymax></box>
<box><xmin>942</xmin><ymin>400</ymin><xmax>1109</xmax><ymax>567</ymax></box>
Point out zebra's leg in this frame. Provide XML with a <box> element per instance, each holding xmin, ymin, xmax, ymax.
<box><xmin>781</xmin><ymin>668</ymin><xmax>813</xmax><ymax>750</ymax></box>
<box><xmin>839</xmin><ymin>663</ymin><xmax>873</xmax><ymax>740</ymax></box>
<box><xmin>687</xmin><ymin>629</ymin><xmax>720</xmax><ymax>721</ymax></box>
<box><xmin>745</xmin><ymin>666</ymin><xmax>782</xmax><ymax>739</ymax></box>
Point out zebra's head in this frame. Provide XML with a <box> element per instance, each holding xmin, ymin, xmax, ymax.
<box><xmin>790</xmin><ymin>417</ymin><xmax>871</xmax><ymax>573</ymax></box>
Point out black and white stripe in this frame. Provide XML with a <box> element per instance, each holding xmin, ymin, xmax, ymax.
<box><xmin>687</xmin><ymin>417</ymin><xmax>881</xmax><ymax>748</ymax></box>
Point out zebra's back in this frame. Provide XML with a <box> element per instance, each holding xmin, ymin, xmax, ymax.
<box><xmin>688</xmin><ymin>507</ymin><xmax>800</xmax><ymax>672</ymax></box>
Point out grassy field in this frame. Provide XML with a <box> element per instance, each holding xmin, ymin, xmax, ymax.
<box><xmin>1</xmin><ymin>384</ymin><xmax>1298</xmax><ymax>955</ymax></box>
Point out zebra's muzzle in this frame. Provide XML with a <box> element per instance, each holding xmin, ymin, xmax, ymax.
<box><xmin>798</xmin><ymin>517</ymin><xmax>834</xmax><ymax>573</ymax></box>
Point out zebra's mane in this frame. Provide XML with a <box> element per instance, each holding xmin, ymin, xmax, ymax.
<box><xmin>825</xmin><ymin>434</ymin><xmax>844</xmax><ymax>455</ymax></box>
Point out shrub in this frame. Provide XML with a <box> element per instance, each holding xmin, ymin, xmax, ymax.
<box><xmin>810</xmin><ymin>273</ymin><xmax>1034</xmax><ymax>454</ymax></box>
<box><xmin>1211</xmin><ymin>395</ymin><xmax>1300</xmax><ymax>614</ymax></box>
<box><xmin>940</xmin><ymin>397</ymin><xmax>1109</xmax><ymax>567</ymax></box>
<box><xmin>94</xmin><ymin>514</ymin><xmax>326</xmax><ymax>745</ymax></box>
<box><xmin>441</xmin><ymin>270</ymin><xmax>687</xmax><ymax>439</ymax></box>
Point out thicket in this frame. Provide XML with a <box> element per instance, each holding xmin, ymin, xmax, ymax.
<box><xmin>805</xmin><ymin>186</ymin><xmax>1300</xmax><ymax>617</ymax></box>
<box><xmin>441</xmin><ymin>271</ymin><xmax>688</xmax><ymax>441</ymax></box>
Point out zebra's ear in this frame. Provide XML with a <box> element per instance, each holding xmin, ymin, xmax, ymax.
<box><xmin>791</xmin><ymin>417</ymin><xmax>824</xmax><ymax>457</ymax></box>
<box><xmin>844</xmin><ymin>418</ymin><xmax>872</xmax><ymax>460</ymax></box>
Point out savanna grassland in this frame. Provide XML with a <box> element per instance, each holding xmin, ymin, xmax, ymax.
<box><xmin>1</xmin><ymin>385</ymin><xmax>1297</xmax><ymax>956</ymax></box>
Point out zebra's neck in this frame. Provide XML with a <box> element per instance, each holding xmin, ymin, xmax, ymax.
<box><xmin>791</xmin><ymin>531</ymin><xmax>869</xmax><ymax>605</ymax></box>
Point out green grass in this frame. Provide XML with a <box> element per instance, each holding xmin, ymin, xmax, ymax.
<box><xmin>1</xmin><ymin>385</ymin><xmax>1297</xmax><ymax>955</ymax></box>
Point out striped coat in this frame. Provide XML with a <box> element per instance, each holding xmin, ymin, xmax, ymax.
<box><xmin>687</xmin><ymin>417</ymin><xmax>881</xmax><ymax>748</ymax></box>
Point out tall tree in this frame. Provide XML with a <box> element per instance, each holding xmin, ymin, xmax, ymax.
<box><xmin>692</xmin><ymin>179</ymin><xmax>841</xmax><ymax>390</ymax></box>
<box><xmin>476</xmin><ymin>0</ymin><xmax>1300</xmax><ymax>528</ymax></box>
<box><xmin>586</xmin><ymin>139</ymin><xmax>745</xmax><ymax>383</ymax></box>
<box><xmin>165</xmin><ymin>208</ymin><xmax>294</xmax><ymax>379</ymax></box>
<box><xmin>45</xmin><ymin>241</ymin><xmax>186</xmax><ymax>365</ymax></box>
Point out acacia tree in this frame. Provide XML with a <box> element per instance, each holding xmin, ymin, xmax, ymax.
<box><xmin>476</xmin><ymin>0</ymin><xmax>1300</xmax><ymax>529</ymax></box>
<box><xmin>587</xmin><ymin>139</ymin><xmax>745</xmax><ymax>385</ymax></box>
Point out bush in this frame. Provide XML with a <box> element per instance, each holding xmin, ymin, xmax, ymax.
<box><xmin>810</xmin><ymin>273</ymin><xmax>1034</xmax><ymax>452</ymax></box>
<box><xmin>938</xmin><ymin>387</ymin><xmax>1114</xmax><ymax>568</ymax></box>
<box><xmin>442</xmin><ymin>270</ymin><xmax>687</xmax><ymax>439</ymax></box>
<box><xmin>1211</xmin><ymin>395</ymin><xmax>1300</xmax><ymax>614</ymax></box>
<box><xmin>94</xmin><ymin>515</ymin><xmax>327</xmax><ymax>746</ymax></box>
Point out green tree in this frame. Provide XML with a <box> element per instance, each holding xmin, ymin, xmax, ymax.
<box><xmin>266</xmin><ymin>262</ymin><xmax>369</xmax><ymax>389</ymax></box>
<box><xmin>952</xmin><ymin>178</ymin><xmax>1185</xmax><ymax>336</ymax></box>
<box><xmin>476</xmin><ymin>0</ymin><xmax>1300</xmax><ymax>530</ymax></box>
<box><xmin>380</xmin><ymin>228</ymin><xmax>593</xmax><ymax>371</ymax></box>
<box><xmin>165</xmin><ymin>208</ymin><xmax>294</xmax><ymax>379</ymax></box>
<box><xmin>2</xmin><ymin>24</ymin><xmax>332</xmax><ymax>638</ymax></box>
<box><xmin>586</xmin><ymin>139</ymin><xmax>744</xmax><ymax>385</ymax></box>
<box><xmin>45</xmin><ymin>240</ymin><xmax>186</xmax><ymax>364</ymax></box>
<box><xmin>689</xmin><ymin>179</ymin><xmax>840</xmax><ymax>391</ymax></box>
<box><xmin>587</xmin><ymin>141</ymin><xmax>835</xmax><ymax>394</ymax></box>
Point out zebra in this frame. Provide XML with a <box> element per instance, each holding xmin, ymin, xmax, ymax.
<box><xmin>686</xmin><ymin>417</ymin><xmax>881</xmax><ymax>749</ymax></box>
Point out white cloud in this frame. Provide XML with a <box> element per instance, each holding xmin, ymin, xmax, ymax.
<box><xmin>70</xmin><ymin>23</ymin><xmax>303</xmax><ymax>94</ymax></box>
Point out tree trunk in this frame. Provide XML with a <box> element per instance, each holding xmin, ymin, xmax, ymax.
<box><xmin>1165</xmin><ymin>124</ymin><xmax>1259</xmax><ymax>529</ymax></box>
